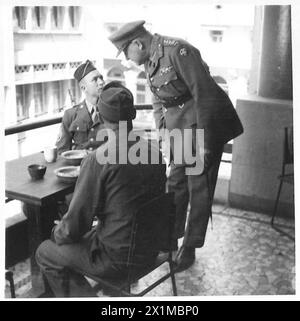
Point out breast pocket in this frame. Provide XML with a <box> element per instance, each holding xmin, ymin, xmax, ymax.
<box><xmin>69</xmin><ymin>121</ymin><xmax>89</xmax><ymax>147</ymax></box>
<box><xmin>152</xmin><ymin>70</ymin><xmax>180</xmax><ymax>97</ymax></box>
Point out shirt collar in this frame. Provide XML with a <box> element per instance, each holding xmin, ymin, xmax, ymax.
<box><xmin>85</xmin><ymin>99</ymin><xmax>96</xmax><ymax>114</ymax></box>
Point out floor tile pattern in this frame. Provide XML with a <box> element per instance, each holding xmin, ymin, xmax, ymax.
<box><xmin>5</xmin><ymin>205</ymin><xmax>295</xmax><ymax>298</ymax></box>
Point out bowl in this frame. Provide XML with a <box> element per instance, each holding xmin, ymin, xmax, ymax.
<box><xmin>54</xmin><ymin>166</ymin><xmax>80</xmax><ymax>184</ymax></box>
<box><xmin>61</xmin><ymin>150</ymin><xmax>88</xmax><ymax>166</ymax></box>
<box><xmin>28</xmin><ymin>164</ymin><xmax>47</xmax><ymax>180</ymax></box>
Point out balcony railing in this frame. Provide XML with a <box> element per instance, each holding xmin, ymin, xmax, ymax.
<box><xmin>5</xmin><ymin>103</ymin><xmax>232</xmax><ymax>155</ymax></box>
<box><xmin>4</xmin><ymin>103</ymin><xmax>232</xmax><ymax>208</ymax></box>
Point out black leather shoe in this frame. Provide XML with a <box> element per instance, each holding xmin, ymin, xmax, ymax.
<box><xmin>174</xmin><ymin>246</ymin><xmax>195</xmax><ymax>273</ymax></box>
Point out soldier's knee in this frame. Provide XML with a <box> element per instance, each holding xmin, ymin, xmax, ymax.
<box><xmin>35</xmin><ymin>240</ymin><xmax>55</xmax><ymax>268</ymax></box>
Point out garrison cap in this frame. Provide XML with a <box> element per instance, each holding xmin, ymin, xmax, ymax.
<box><xmin>74</xmin><ymin>60</ymin><xmax>96</xmax><ymax>82</ymax></box>
<box><xmin>108</xmin><ymin>20</ymin><xmax>146</xmax><ymax>56</ymax></box>
<box><xmin>98</xmin><ymin>86</ymin><xmax>136</xmax><ymax>123</ymax></box>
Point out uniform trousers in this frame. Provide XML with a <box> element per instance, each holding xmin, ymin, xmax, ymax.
<box><xmin>168</xmin><ymin>145</ymin><xmax>223</xmax><ymax>248</ymax></box>
<box><xmin>35</xmin><ymin>229</ymin><xmax>117</xmax><ymax>298</ymax></box>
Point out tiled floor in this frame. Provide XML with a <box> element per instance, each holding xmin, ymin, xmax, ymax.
<box><xmin>4</xmin><ymin>204</ymin><xmax>295</xmax><ymax>298</ymax></box>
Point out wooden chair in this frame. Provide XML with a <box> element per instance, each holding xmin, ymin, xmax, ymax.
<box><xmin>271</xmin><ymin>126</ymin><xmax>294</xmax><ymax>226</ymax></box>
<box><xmin>85</xmin><ymin>192</ymin><xmax>178</xmax><ymax>297</ymax></box>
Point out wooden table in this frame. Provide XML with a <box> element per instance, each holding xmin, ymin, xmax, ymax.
<box><xmin>5</xmin><ymin>152</ymin><xmax>76</xmax><ymax>294</ymax></box>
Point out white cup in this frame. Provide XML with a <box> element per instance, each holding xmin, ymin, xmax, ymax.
<box><xmin>44</xmin><ymin>146</ymin><xmax>58</xmax><ymax>163</ymax></box>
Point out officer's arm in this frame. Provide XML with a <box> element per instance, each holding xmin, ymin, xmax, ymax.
<box><xmin>170</xmin><ymin>44</ymin><xmax>221</xmax><ymax>154</ymax></box>
<box><xmin>170</xmin><ymin>44</ymin><xmax>215</xmax><ymax>128</ymax></box>
<box><xmin>56</xmin><ymin>111</ymin><xmax>73</xmax><ymax>155</ymax></box>
<box><xmin>53</xmin><ymin>154</ymin><xmax>104</xmax><ymax>245</ymax></box>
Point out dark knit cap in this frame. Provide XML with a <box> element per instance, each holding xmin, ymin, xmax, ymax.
<box><xmin>98</xmin><ymin>87</ymin><xmax>136</xmax><ymax>123</ymax></box>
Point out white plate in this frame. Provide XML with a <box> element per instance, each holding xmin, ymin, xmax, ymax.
<box><xmin>61</xmin><ymin>150</ymin><xmax>87</xmax><ymax>159</ymax></box>
<box><xmin>54</xmin><ymin>166</ymin><xmax>80</xmax><ymax>178</ymax></box>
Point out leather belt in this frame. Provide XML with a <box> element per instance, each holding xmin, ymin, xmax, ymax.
<box><xmin>161</xmin><ymin>92</ymin><xmax>192</xmax><ymax>108</ymax></box>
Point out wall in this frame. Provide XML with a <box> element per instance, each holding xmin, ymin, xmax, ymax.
<box><xmin>229</xmin><ymin>95</ymin><xmax>293</xmax><ymax>217</ymax></box>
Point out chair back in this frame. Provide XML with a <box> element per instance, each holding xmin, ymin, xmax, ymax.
<box><xmin>283</xmin><ymin>126</ymin><xmax>293</xmax><ymax>165</ymax></box>
<box><xmin>127</xmin><ymin>193</ymin><xmax>175</xmax><ymax>273</ymax></box>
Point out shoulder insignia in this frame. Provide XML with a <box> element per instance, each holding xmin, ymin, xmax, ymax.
<box><xmin>163</xmin><ymin>39</ymin><xmax>179</xmax><ymax>46</ymax></box>
<box><xmin>73</xmin><ymin>101</ymin><xmax>84</xmax><ymax>109</ymax></box>
<box><xmin>159</xmin><ymin>65</ymin><xmax>174</xmax><ymax>76</ymax></box>
<box><xmin>179</xmin><ymin>47</ymin><xmax>188</xmax><ymax>56</ymax></box>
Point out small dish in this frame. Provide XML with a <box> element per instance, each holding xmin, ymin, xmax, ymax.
<box><xmin>28</xmin><ymin>164</ymin><xmax>47</xmax><ymax>180</ymax></box>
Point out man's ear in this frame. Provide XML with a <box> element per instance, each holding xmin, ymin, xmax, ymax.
<box><xmin>79</xmin><ymin>81</ymin><xmax>86</xmax><ymax>92</ymax></box>
<box><xmin>133</xmin><ymin>39</ymin><xmax>143</xmax><ymax>50</ymax></box>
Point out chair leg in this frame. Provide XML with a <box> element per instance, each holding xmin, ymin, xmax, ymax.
<box><xmin>169</xmin><ymin>261</ymin><xmax>177</xmax><ymax>296</ymax></box>
<box><xmin>271</xmin><ymin>180</ymin><xmax>283</xmax><ymax>226</ymax></box>
<box><xmin>5</xmin><ymin>270</ymin><xmax>16</xmax><ymax>298</ymax></box>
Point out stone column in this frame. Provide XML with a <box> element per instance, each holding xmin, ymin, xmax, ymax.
<box><xmin>229</xmin><ymin>5</ymin><xmax>294</xmax><ymax>217</ymax></box>
<box><xmin>258</xmin><ymin>5</ymin><xmax>292</xmax><ymax>100</ymax></box>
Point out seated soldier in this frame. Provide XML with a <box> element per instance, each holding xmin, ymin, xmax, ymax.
<box><xmin>56</xmin><ymin>60</ymin><xmax>105</xmax><ymax>154</ymax></box>
<box><xmin>35</xmin><ymin>86</ymin><xmax>166</xmax><ymax>297</ymax></box>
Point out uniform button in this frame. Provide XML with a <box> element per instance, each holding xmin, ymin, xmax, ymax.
<box><xmin>90</xmin><ymin>138</ymin><xmax>94</xmax><ymax>142</ymax></box>
<box><xmin>89</xmin><ymin>147</ymin><xmax>93</xmax><ymax>151</ymax></box>
<box><xmin>164</xmin><ymin>81</ymin><xmax>168</xmax><ymax>85</ymax></box>
<box><xmin>157</xmin><ymin>88</ymin><xmax>160</xmax><ymax>92</ymax></box>
<box><xmin>91</xmin><ymin>128</ymin><xmax>94</xmax><ymax>131</ymax></box>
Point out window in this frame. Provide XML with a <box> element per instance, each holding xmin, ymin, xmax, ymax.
<box><xmin>50</xmin><ymin>81</ymin><xmax>61</xmax><ymax>113</ymax></box>
<box><xmin>136</xmin><ymin>71</ymin><xmax>147</xmax><ymax>104</ymax></box>
<box><xmin>13</xmin><ymin>7</ymin><xmax>28</xmax><ymax>30</ymax></box>
<box><xmin>32</xmin><ymin>7</ymin><xmax>47</xmax><ymax>29</ymax></box>
<box><xmin>16</xmin><ymin>84</ymin><xmax>31</xmax><ymax>122</ymax></box>
<box><xmin>68</xmin><ymin>6</ymin><xmax>81</xmax><ymax>29</ymax></box>
<box><xmin>70</xmin><ymin>79</ymin><xmax>81</xmax><ymax>105</ymax></box>
<box><xmin>51</xmin><ymin>6</ymin><xmax>65</xmax><ymax>30</ymax></box>
<box><xmin>137</xmin><ymin>84</ymin><xmax>146</xmax><ymax>91</ymax></box>
<box><xmin>107</xmin><ymin>67</ymin><xmax>125</xmax><ymax>85</ymax></box>
<box><xmin>33</xmin><ymin>83</ymin><xmax>47</xmax><ymax>116</ymax></box>
<box><xmin>210</xmin><ymin>30</ymin><xmax>223</xmax><ymax>43</ymax></box>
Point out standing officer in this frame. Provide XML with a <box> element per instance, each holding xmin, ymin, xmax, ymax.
<box><xmin>108</xmin><ymin>21</ymin><xmax>244</xmax><ymax>272</ymax></box>
<box><xmin>56</xmin><ymin>60</ymin><xmax>106</xmax><ymax>154</ymax></box>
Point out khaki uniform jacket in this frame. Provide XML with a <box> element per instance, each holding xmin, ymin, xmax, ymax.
<box><xmin>53</xmin><ymin>132</ymin><xmax>166</xmax><ymax>274</ymax></box>
<box><xmin>56</xmin><ymin>100</ymin><xmax>106</xmax><ymax>154</ymax></box>
<box><xmin>145</xmin><ymin>34</ymin><xmax>243</xmax><ymax>151</ymax></box>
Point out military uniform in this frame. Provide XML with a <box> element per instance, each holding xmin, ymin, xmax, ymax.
<box><xmin>35</xmin><ymin>86</ymin><xmax>166</xmax><ymax>297</ymax></box>
<box><xmin>56</xmin><ymin>100</ymin><xmax>106</xmax><ymax>155</ymax></box>
<box><xmin>36</xmin><ymin>134</ymin><xmax>166</xmax><ymax>297</ymax></box>
<box><xmin>143</xmin><ymin>33</ymin><xmax>243</xmax><ymax>248</ymax></box>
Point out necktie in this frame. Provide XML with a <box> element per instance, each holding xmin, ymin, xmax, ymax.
<box><xmin>90</xmin><ymin>106</ymin><xmax>95</xmax><ymax>122</ymax></box>
<box><xmin>91</xmin><ymin>106</ymin><xmax>99</xmax><ymax>123</ymax></box>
